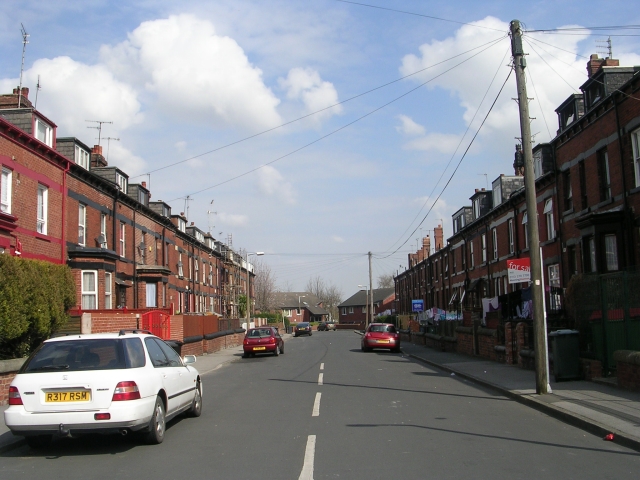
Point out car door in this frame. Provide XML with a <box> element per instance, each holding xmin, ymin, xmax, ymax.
<box><xmin>156</xmin><ymin>339</ymin><xmax>195</xmax><ymax>410</ymax></box>
<box><xmin>144</xmin><ymin>338</ymin><xmax>182</xmax><ymax>415</ymax></box>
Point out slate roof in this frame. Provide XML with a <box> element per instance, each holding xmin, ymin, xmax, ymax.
<box><xmin>273</xmin><ymin>291</ymin><xmax>329</xmax><ymax>315</ymax></box>
<box><xmin>338</xmin><ymin>288</ymin><xmax>395</xmax><ymax>308</ymax></box>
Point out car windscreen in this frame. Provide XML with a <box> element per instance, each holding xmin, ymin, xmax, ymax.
<box><xmin>369</xmin><ymin>325</ymin><xmax>396</xmax><ymax>333</ymax></box>
<box><xmin>20</xmin><ymin>339</ymin><xmax>128</xmax><ymax>373</ymax></box>
<box><xmin>297</xmin><ymin>323</ymin><xmax>309</xmax><ymax>327</ymax></box>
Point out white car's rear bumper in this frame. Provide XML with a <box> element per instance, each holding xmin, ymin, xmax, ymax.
<box><xmin>3</xmin><ymin>395</ymin><xmax>157</xmax><ymax>436</ymax></box>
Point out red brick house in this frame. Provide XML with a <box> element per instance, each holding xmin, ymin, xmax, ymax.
<box><xmin>274</xmin><ymin>292</ymin><xmax>329</xmax><ymax>324</ymax></box>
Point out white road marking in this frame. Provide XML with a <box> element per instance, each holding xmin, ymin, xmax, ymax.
<box><xmin>312</xmin><ymin>392</ymin><xmax>321</xmax><ymax>417</ymax></box>
<box><xmin>318</xmin><ymin>373</ymin><xmax>323</xmax><ymax>385</ymax></box>
<box><xmin>298</xmin><ymin>434</ymin><xmax>316</xmax><ymax>480</ymax></box>
<box><xmin>320</xmin><ymin>363</ymin><xmax>324</xmax><ymax>370</ymax></box>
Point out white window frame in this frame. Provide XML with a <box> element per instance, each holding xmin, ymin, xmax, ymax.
<box><xmin>493</xmin><ymin>183</ymin><xmax>502</xmax><ymax>207</ymax></box>
<box><xmin>362</xmin><ymin>306</ymin><xmax>366</xmax><ymax>313</ymax></box>
<box><xmin>632</xmin><ymin>128</ymin><xmax>640</xmax><ymax>188</ymax></box>
<box><xmin>146</xmin><ymin>283</ymin><xmax>157</xmax><ymax>308</ymax></box>
<box><xmin>470</xmin><ymin>241</ymin><xmax>475</xmax><ymax>268</ymax></box>
<box><xmin>105</xmin><ymin>272</ymin><xmax>112</xmax><ymax>309</ymax></box>
<box><xmin>604</xmin><ymin>234</ymin><xmax>619</xmax><ymax>272</ymax></box>
<box><xmin>178</xmin><ymin>254</ymin><xmax>184</xmax><ymax>278</ymax></box>
<box><xmin>208</xmin><ymin>264</ymin><xmax>213</xmax><ymax>285</ymax></box>
<box><xmin>508</xmin><ymin>219</ymin><xmax>514</xmax><ymax>254</ymax></box>
<box><xmin>481</xmin><ymin>234</ymin><xmax>487</xmax><ymax>263</ymax></box>
<box><xmin>100</xmin><ymin>213</ymin><xmax>107</xmax><ymax>248</ymax></box>
<box><xmin>115</xmin><ymin>172</ymin><xmax>127</xmax><ymax>193</ymax></box>
<box><xmin>194</xmin><ymin>259</ymin><xmax>199</xmax><ymax>283</ymax></box>
<box><xmin>37</xmin><ymin>184</ymin><xmax>48</xmax><ymax>234</ymax></box>
<box><xmin>342</xmin><ymin>308</ymin><xmax>346</xmax><ymax>315</ymax></box>
<box><xmin>492</xmin><ymin>228</ymin><xmax>498</xmax><ymax>260</ymax></box>
<box><xmin>1</xmin><ymin>167</ymin><xmax>12</xmax><ymax>214</ymax></box>
<box><xmin>75</xmin><ymin>144</ymin><xmax>90</xmax><ymax>170</ymax></box>
<box><xmin>548</xmin><ymin>264</ymin><xmax>561</xmax><ymax>311</ymax></box>
<box><xmin>119</xmin><ymin>222</ymin><xmax>126</xmax><ymax>257</ymax></box>
<box><xmin>544</xmin><ymin>198</ymin><xmax>555</xmax><ymax>240</ymax></box>
<box><xmin>522</xmin><ymin>212</ymin><xmax>529</xmax><ymax>249</ymax></box>
<box><xmin>78</xmin><ymin>203</ymin><xmax>86</xmax><ymax>246</ymax></box>
<box><xmin>34</xmin><ymin>117</ymin><xmax>53</xmax><ymax>147</ymax></box>
<box><xmin>349</xmin><ymin>307</ymin><xmax>354</xmax><ymax>314</ymax></box>
<box><xmin>81</xmin><ymin>270</ymin><xmax>98</xmax><ymax>310</ymax></box>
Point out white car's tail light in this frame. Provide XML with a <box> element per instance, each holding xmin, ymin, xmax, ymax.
<box><xmin>112</xmin><ymin>381</ymin><xmax>141</xmax><ymax>401</ymax></box>
<box><xmin>94</xmin><ymin>413</ymin><xmax>111</xmax><ymax>420</ymax></box>
<box><xmin>8</xmin><ymin>386</ymin><xmax>22</xmax><ymax>406</ymax></box>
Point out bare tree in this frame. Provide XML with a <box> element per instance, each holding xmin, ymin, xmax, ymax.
<box><xmin>305</xmin><ymin>275</ymin><xmax>343</xmax><ymax>321</ymax></box>
<box><xmin>253</xmin><ymin>258</ymin><xmax>277</xmax><ymax>312</ymax></box>
<box><xmin>377</xmin><ymin>273</ymin><xmax>395</xmax><ymax>289</ymax></box>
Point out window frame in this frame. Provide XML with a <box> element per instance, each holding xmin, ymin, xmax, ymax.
<box><xmin>34</xmin><ymin>117</ymin><xmax>53</xmax><ymax>147</ymax></box>
<box><xmin>633</xmin><ymin>127</ymin><xmax>640</xmax><ymax>188</ymax></box>
<box><xmin>100</xmin><ymin>213</ymin><xmax>108</xmax><ymax>248</ymax></box>
<box><xmin>469</xmin><ymin>240</ymin><xmax>475</xmax><ymax>268</ymax></box>
<box><xmin>522</xmin><ymin>212</ymin><xmax>529</xmax><ymax>249</ymax></box>
<box><xmin>1</xmin><ymin>167</ymin><xmax>12</xmax><ymax>214</ymax></box>
<box><xmin>81</xmin><ymin>270</ymin><xmax>98</xmax><ymax>310</ymax></box>
<box><xmin>597</xmin><ymin>149</ymin><xmax>611</xmax><ymax>201</ymax></box>
<box><xmin>146</xmin><ymin>282</ymin><xmax>157</xmax><ymax>308</ymax></box>
<box><xmin>492</xmin><ymin>228</ymin><xmax>498</xmax><ymax>260</ymax></box>
<box><xmin>508</xmin><ymin>219</ymin><xmax>514</xmax><ymax>254</ymax></box>
<box><xmin>119</xmin><ymin>222</ymin><xmax>126</xmax><ymax>257</ymax></box>
<box><xmin>75</xmin><ymin>144</ymin><xmax>90</xmax><ymax>170</ymax></box>
<box><xmin>481</xmin><ymin>233</ymin><xmax>487</xmax><ymax>263</ymax></box>
<box><xmin>78</xmin><ymin>203</ymin><xmax>86</xmax><ymax>246</ymax></box>
<box><xmin>105</xmin><ymin>272</ymin><xmax>112</xmax><ymax>309</ymax></box>
<box><xmin>544</xmin><ymin>198</ymin><xmax>555</xmax><ymax>240</ymax></box>
<box><xmin>604</xmin><ymin>234</ymin><xmax>619</xmax><ymax>272</ymax></box>
<box><xmin>37</xmin><ymin>184</ymin><xmax>48</xmax><ymax>235</ymax></box>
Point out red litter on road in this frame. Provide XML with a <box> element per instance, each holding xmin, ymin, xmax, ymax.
<box><xmin>604</xmin><ymin>433</ymin><xmax>614</xmax><ymax>441</ymax></box>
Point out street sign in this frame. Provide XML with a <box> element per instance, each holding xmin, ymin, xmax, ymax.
<box><xmin>507</xmin><ymin>258</ymin><xmax>531</xmax><ymax>284</ymax></box>
<box><xmin>411</xmin><ymin>300</ymin><xmax>424</xmax><ymax>312</ymax></box>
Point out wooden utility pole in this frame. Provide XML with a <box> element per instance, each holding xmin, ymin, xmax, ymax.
<box><xmin>368</xmin><ymin>251</ymin><xmax>373</xmax><ymax>327</ymax></box>
<box><xmin>510</xmin><ymin>20</ymin><xmax>551</xmax><ymax>394</ymax></box>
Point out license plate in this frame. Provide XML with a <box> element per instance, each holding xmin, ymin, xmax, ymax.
<box><xmin>45</xmin><ymin>391</ymin><xmax>91</xmax><ymax>403</ymax></box>
<box><xmin>377</xmin><ymin>340</ymin><xmax>390</xmax><ymax>344</ymax></box>
<box><xmin>253</xmin><ymin>346</ymin><xmax>266</xmax><ymax>351</ymax></box>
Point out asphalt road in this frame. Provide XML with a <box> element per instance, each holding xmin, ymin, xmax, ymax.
<box><xmin>1</xmin><ymin>331</ymin><xmax>639</xmax><ymax>479</ymax></box>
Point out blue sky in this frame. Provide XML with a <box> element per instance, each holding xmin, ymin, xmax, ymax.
<box><xmin>2</xmin><ymin>0</ymin><xmax>639</xmax><ymax>298</ymax></box>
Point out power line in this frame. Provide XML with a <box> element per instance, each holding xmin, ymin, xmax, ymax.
<box><xmin>526</xmin><ymin>25</ymin><xmax>640</xmax><ymax>33</ymax></box>
<box><xmin>385</xmin><ymin>44</ymin><xmax>512</xmax><ymax>252</ymax></box>
<box><xmin>335</xmin><ymin>0</ymin><xmax>505</xmax><ymax>32</ymax></box>
<box><xmin>166</xmin><ymin>35</ymin><xmax>508</xmax><ymax>203</ymax></box>
<box><xmin>132</xmin><ymin>35</ymin><xmax>506</xmax><ymax>180</ymax></box>
<box><xmin>378</xmin><ymin>68</ymin><xmax>513</xmax><ymax>259</ymax></box>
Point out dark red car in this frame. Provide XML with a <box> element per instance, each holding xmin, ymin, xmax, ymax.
<box><xmin>243</xmin><ymin>327</ymin><xmax>284</xmax><ymax>358</ymax></box>
<box><xmin>361</xmin><ymin>323</ymin><xmax>400</xmax><ymax>353</ymax></box>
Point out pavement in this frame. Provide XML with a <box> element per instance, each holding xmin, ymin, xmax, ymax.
<box><xmin>4</xmin><ymin>332</ymin><xmax>640</xmax><ymax>454</ymax></box>
<box><xmin>399</xmin><ymin>340</ymin><xmax>640</xmax><ymax>452</ymax></box>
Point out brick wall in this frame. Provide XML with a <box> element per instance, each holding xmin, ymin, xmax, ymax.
<box><xmin>456</xmin><ymin>328</ymin><xmax>474</xmax><ymax>355</ymax></box>
<box><xmin>478</xmin><ymin>328</ymin><xmax>498</xmax><ymax>361</ymax></box>
<box><xmin>88</xmin><ymin>313</ymin><xmax>138</xmax><ymax>333</ymax></box>
<box><xmin>614</xmin><ymin>351</ymin><xmax>640</xmax><ymax>390</ymax></box>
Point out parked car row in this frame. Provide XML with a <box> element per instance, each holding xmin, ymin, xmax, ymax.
<box><xmin>4</xmin><ymin>330</ymin><xmax>202</xmax><ymax>448</ymax></box>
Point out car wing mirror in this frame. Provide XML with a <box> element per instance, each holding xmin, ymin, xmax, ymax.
<box><xmin>183</xmin><ymin>355</ymin><xmax>197</xmax><ymax>365</ymax></box>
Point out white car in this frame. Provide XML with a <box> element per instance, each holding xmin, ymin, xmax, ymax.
<box><xmin>4</xmin><ymin>330</ymin><xmax>202</xmax><ymax>448</ymax></box>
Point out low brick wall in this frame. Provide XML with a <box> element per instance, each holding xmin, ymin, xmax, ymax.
<box><xmin>456</xmin><ymin>327</ymin><xmax>474</xmax><ymax>356</ymax></box>
<box><xmin>0</xmin><ymin>358</ymin><xmax>27</xmax><ymax>405</ymax></box>
<box><xmin>580</xmin><ymin>358</ymin><xmax>603</xmax><ymax>380</ymax></box>
<box><xmin>614</xmin><ymin>350</ymin><xmax>640</xmax><ymax>390</ymax></box>
<box><xmin>204</xmin><ymin>333</ymin><xmax>244</xmax><ymax>354</ymax></box>
<box><xmin>477</xmin><ymin>328</ymin><xmax>498</xmax><ymax>361</ymax></box>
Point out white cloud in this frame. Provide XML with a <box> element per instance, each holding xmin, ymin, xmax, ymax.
<box><xmin>0</xmin><ymin>56</ymin><xmax>142</xmax><ymax>140</ymax></box>
<box><xmin>104</xmin><ymin>142</ymin><xmax>147</xmax><ymax>176</ymax></box>
<box><xmin>400</xmin><ymin>17</ymin><xmax>590</xmax><ymax>147</ymax></box>
<box><xmin>405</xmin><ymin>132</ymin><xmax>463</xmax><ymax>154</ymax></box>
<box><xmin>279</xmin><ymin>67</ymin><xmax>342</xmax><ymax>123</ymax></box>
<box><xmin>396</xmin><ymin>114</ymin><xmax>425</xmax><ymax>136</ymax></box>
<box><xmin>331</xmin><ymin>235</ymin><xmax>344</xmax><ymax>243</ymax></box>
<box><xmin>218</xmin><ymin>212</ymin><xmax>248</xmax><ymax>227</ymax></box>
<box><xmin>175</xmin><ymin>141</ymin><xmax>187</xmax><ymax>150</ymax></box>
<box><xmin>257</xmin><ymin>166</ymin><xmax>296</xmax><ymax>204</ymax></box>
<box><xmin>100</xmin><ymin>14</ymin><xmax>282</xmax><ymax>132</ymax></box>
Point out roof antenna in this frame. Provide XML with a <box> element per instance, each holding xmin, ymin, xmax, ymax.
<box><xmin>86</xmin><ymin>120</ymin><xmax>113</xmax><ymax>146</ymax></box>
<box><xmin>207</xmin><ymin>200</ymin><xmax>217</xmax><ymax>233</ymax></box>
<box><xmin>18</xmin><ymin>24</ymin><xmax>29</xmax><ymax>109</ymax></box>
<box><xmin>596</xmin><ymin>36</ymin><xmax>613</xmax><ymax>59</ymax></box>
<box><xmin>34</xmin><ymin>74</ymin><xmax>41</xmax><ymax>109</ymax></box>
<box><xmin>104</xmin><ymin>136</ymin><xmax>120</xmax><ymax>162</ymax></box>
<box><xmin>183</xmin><ymin>195</ymin><xmax>193</xmax><ymax>221</ymax></box>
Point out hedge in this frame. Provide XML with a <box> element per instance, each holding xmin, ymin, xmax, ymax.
<box><xmin>0</xmin><ymin>255</ymin><xmax>76</xmax><ymax>359</ymax></box>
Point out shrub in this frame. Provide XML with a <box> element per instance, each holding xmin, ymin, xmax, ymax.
<box><xmin>0</xmin><ymin>255</ymin><xmax>75</xmax><ymax>359</ymax></box>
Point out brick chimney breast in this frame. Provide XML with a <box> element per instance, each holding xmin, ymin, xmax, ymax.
<box><xmin>587</xmin><ymin>54</ymin><xmax>604</xmax><ymax>77</ymax></box>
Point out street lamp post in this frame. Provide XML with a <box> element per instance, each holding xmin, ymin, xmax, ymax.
<box><xmin>245</xmin><ymin>251</ymin><xmax>264</xmax><ymax>331</ymax></box>
<box><xmin>298</xmin><ymin>295</ymin><xmax>306</xmax><ymax>322</ymax></box>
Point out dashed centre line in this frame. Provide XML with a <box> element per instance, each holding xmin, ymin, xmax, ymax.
<box><xmin>312</xmin><ymin>392</ymin><xmax>321</xmax><ymax>417</ymax></box>
<box><xmin>298</xmin><ymin>434</ymin><xmax>316</xmax><ymax>480</ymax></box>
<box><xmin>320</xmin><ymin>363</ymin><xmax>324</xmax><ymax>370</ymax></box>
<box><xmin>318</xmin><ymin>373</ymin><xmax>323</xmax><ymax>385</ymax></box>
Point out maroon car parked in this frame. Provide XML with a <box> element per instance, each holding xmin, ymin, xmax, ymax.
<box><xmin>243</xmin><ymin>327</ymin><xmax>284</xmax><ymax>358</ymax></box>
<box><xmin>361</xmin><ymin>323</ymin><xmax>400</xmax><ymax>353</ymax></box>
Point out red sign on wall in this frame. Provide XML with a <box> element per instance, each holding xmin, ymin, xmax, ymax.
<box><xmin>507</xmin><ymin>258</ymin><xmax>531</xmax><ymax>284</ymax></box>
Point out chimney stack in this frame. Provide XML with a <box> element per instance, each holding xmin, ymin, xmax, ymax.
<box><xmin>12</xmin><ymin>86</ymin><xmax>29</xmax><ymax>99</ymax></box>
<box><xmin>90</xmin><ymin>145</ymin><xmax>107</xmax><ymax>168</ymax></box>
<box><xmin>587</xmin><ymin>53</ymin><xmax>620</xmax><ymax>77</ymax></box>
<box><xmin>434</xmin><ymin>224</ymin><xmax>444</xmax><ymax>251</ymax></box>
<box><xmin>141</xmin><ymin>181</ymin><xmax>147</xmax><ymax>189</ymax></box>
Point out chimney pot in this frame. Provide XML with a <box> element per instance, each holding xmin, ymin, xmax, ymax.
<box><xmin>141</xmin><ymin>181</ymin><xmax>146</xmax><ymax>188</ymax></box>
<box><xmin>180</xmin><ymin>212</ymin><xmax>184</xmax><ymax>216</ymax></box>
<box><xmin>92</xmin><ymin>145</ymin><xmax>103</xmax><ymax>156</ymax></box>
<box><xmin>191</xmin><ymin>222</ymin><xmax>195</xmax><ymax>226</ymax></box>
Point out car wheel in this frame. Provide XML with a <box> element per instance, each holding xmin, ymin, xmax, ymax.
<box><xmin>274</xmin><ymin>346</ymin><xmax>279</xmax><ymax>356</ymax></box>
<box><xmin>392</xmin><ymin>347</ymin><xmax>401</xmax><ymax>353</ymax></box>
<box><xmin>279</xmin><ymin>344</ymin><xmax>284</xmax><ymax>354</ymax></box>
<box><xmin>145</xmin><ymin>396</ymin><xmax>166</xmax><ymax>444</ymax></box>
<box><xmin>309</xmin><ymin>332</ymin><xmax>312</xmax><ymax>336</ymax></box>
<box><xmin>187</xmin><ymin>382</ymin><xmax>202</xmax><ymax>417</ymax></box>
<box><xmin>26</xmin><ymin>435</ymin><xmax>52</xmax><ymax>449</ymax></box>
<box><xmin>242</xmin><ymin>352</ymin><xmax>249</xmax><ymax>358</ymax></box>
